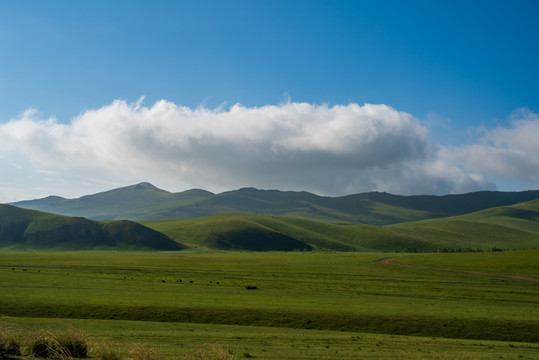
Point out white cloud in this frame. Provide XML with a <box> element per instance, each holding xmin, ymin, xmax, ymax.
<box><xmin>0</xmin><ymin>99</ymin><xmax>497</xmax><ymax>201</ymax></box>
<box><xmin>446</xmin><ymin>108</ymin><xmax>539</xmax><ymax>189</ymax></box>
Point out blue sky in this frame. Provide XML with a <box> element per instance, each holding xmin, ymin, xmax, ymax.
<box><xmin>1</xmin><ymin>0</ymin><xmax>538</xmax><ymax>201</ymax></box>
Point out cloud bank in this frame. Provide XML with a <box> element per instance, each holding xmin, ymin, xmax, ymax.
<box><xmin>3</xmin><ymin>99</ymin><xmax>536</xmax><ymax>201</ymax></box>
<box><xmin>445</xmin><ymin>109</ymin><xmax>539</xmax><ymax>189</ymax></box>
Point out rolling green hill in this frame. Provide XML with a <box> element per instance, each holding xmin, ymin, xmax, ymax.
<box><xmin>142</xmin><ymin>214</ymin><xmax>346</xmax><ymax>252</ymax></box>
<box><xmin>11</xmin><ymin>182</ymin><xmax>539</xmax><ymax>225</ymax></box>
<box><xmin>386</xmin><ymin>198</ymin><xmax>539</xmax><ymax>251</ymax></box>
<box><xmin>0</xmin><ymin>204</ymin><xmax>187</xmax><ymax>251</ymax></box>
<box><xmin>142</xmin><ymin>199</ymin><xmax>539</xmax><ymax>252</ymax></box>
<box><xmin>141</xmin><ymin>214</ymin><xmax>429</xmax><ymax>252</ymax></box>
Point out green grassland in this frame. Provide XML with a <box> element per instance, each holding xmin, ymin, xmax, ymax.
<box><xmin>395</xmin><ymin>249</ymin><xmax>539</xmax><ymax>277</ymax></box>
<box><xmin>3</xmin><ymin>316</ymin><xmax>539</xmax><ymax>359</ymax></box>
<box><xmin>1</xmin><ymin>250</ymin><xmax>538</xmax><ymax>355</ymax></box>
<box><xmin>141</xmin><ymin>198</ymin><xmax>539</xmax><ymax>252</ymax></box>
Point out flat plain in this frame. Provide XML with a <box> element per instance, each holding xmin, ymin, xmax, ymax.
<box><xmin>1</xmin><ymin>250</ymin><xmax>538</xmax><ymax>359</ymax></box>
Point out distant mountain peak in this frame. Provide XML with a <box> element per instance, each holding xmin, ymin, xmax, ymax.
<box><xmin>236</xmin><ymin>187</ymin><xmax>261</xmax><ymax>192</ymax></box>
<box><xmin>43</xmin><ymin>195</ymin><xmax>66</xmax><ymax>200</ymax></box>
<box><xmin>132</xmin><ymin>182</ymin><xmax>160</xmax><ymax>190</ymax></box>
<box><xmin>10</xmin><ymin>194</ymin><xmax>66</xmax><ymax>206</ymax></box>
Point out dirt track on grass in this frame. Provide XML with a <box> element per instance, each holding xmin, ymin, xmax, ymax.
<box><xmin>378</xmin><ymin>257</ymin><xmax>539</xmax><ymax>283</ymax></box>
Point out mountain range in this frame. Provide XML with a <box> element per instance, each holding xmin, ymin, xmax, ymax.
<box><xmin>11</xmin><ymin>182</ymin><xmax>539</xmax><ymax>225</ymax></box>
<box><xmin>4</xmin><ymin>183</ymin><xmax>539</xmax><ymax>252</ymax></box>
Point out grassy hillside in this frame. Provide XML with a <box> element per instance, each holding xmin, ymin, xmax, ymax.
<box><xmin>5</xmin><ymin>197</ymin><xmax>537</xmax><ymax>252</ymax></box>
<box><xmin>8</xmin><ymin>183</ymin><xmax>539</xmax><ymax>252</ymax></box>
<box><xmin>0</xmin><ymin>204</ymin><xmax>186</xmax><ymax>251</ymax></box>
<box><xmin>142</xmin><ymin>199</ymin><xmax>539</xmax><ymax>252</ymax></box>
<box><xmin>11</xmin><ymin>182</ymin><xmax>539</xmax><ymax>224</ymax></box>
<box><xmin>138</xmin><ymin>214</ymin><xmax>423</xmax><ymax>252</ymax></box>
<box><xmin>388</xmin><ymin>199</ymin><xmax>539</xmax><ymax>251</ymax></box>
<box><xmin>142</xmin><ymin>214</ymin><xmax>357</xmax><ymax>251</ymax></box>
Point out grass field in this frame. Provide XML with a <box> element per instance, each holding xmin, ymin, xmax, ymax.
<box><xmin>394</xmin><ymin>250</ymin><xmax>539</xmax><ymax>277</ymax></box>
<box><xmin>1</xmin><ymin>250</ymin><xmax>538</xmax><ymax>358</ymax></box>
<box><xmin>2</xmin><ymin>316</ymin><xmax>539</xmax><ymax>359</ymax></box>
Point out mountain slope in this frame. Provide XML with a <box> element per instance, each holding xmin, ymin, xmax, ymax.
<box><xmin>142</xmin><ymin>214</ymin><xmax>346</xmax><ymax>251</ymax></box>
<box><xmin>0</xmin><ymin>204</ymin><xmax>187</xmax><ymax>251</ymax></box>
<box><xmin>142</xmin><ymin>199</ymin><xmax>539</xmax><ymax>252</ymax></box>
<box><xmin>386</xmin><ymin>199</ymin><xmax>539</xmax><ymax>251</ymax></box>
<box><xmin>11</xmin><ymin>183</ymin><xmax>539</xmax><ymax>225</ymax></box>
<box><xmin>11</xmin><ymin>183</ymin><xmax>214</xmax><ymax>221</ymax></box>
